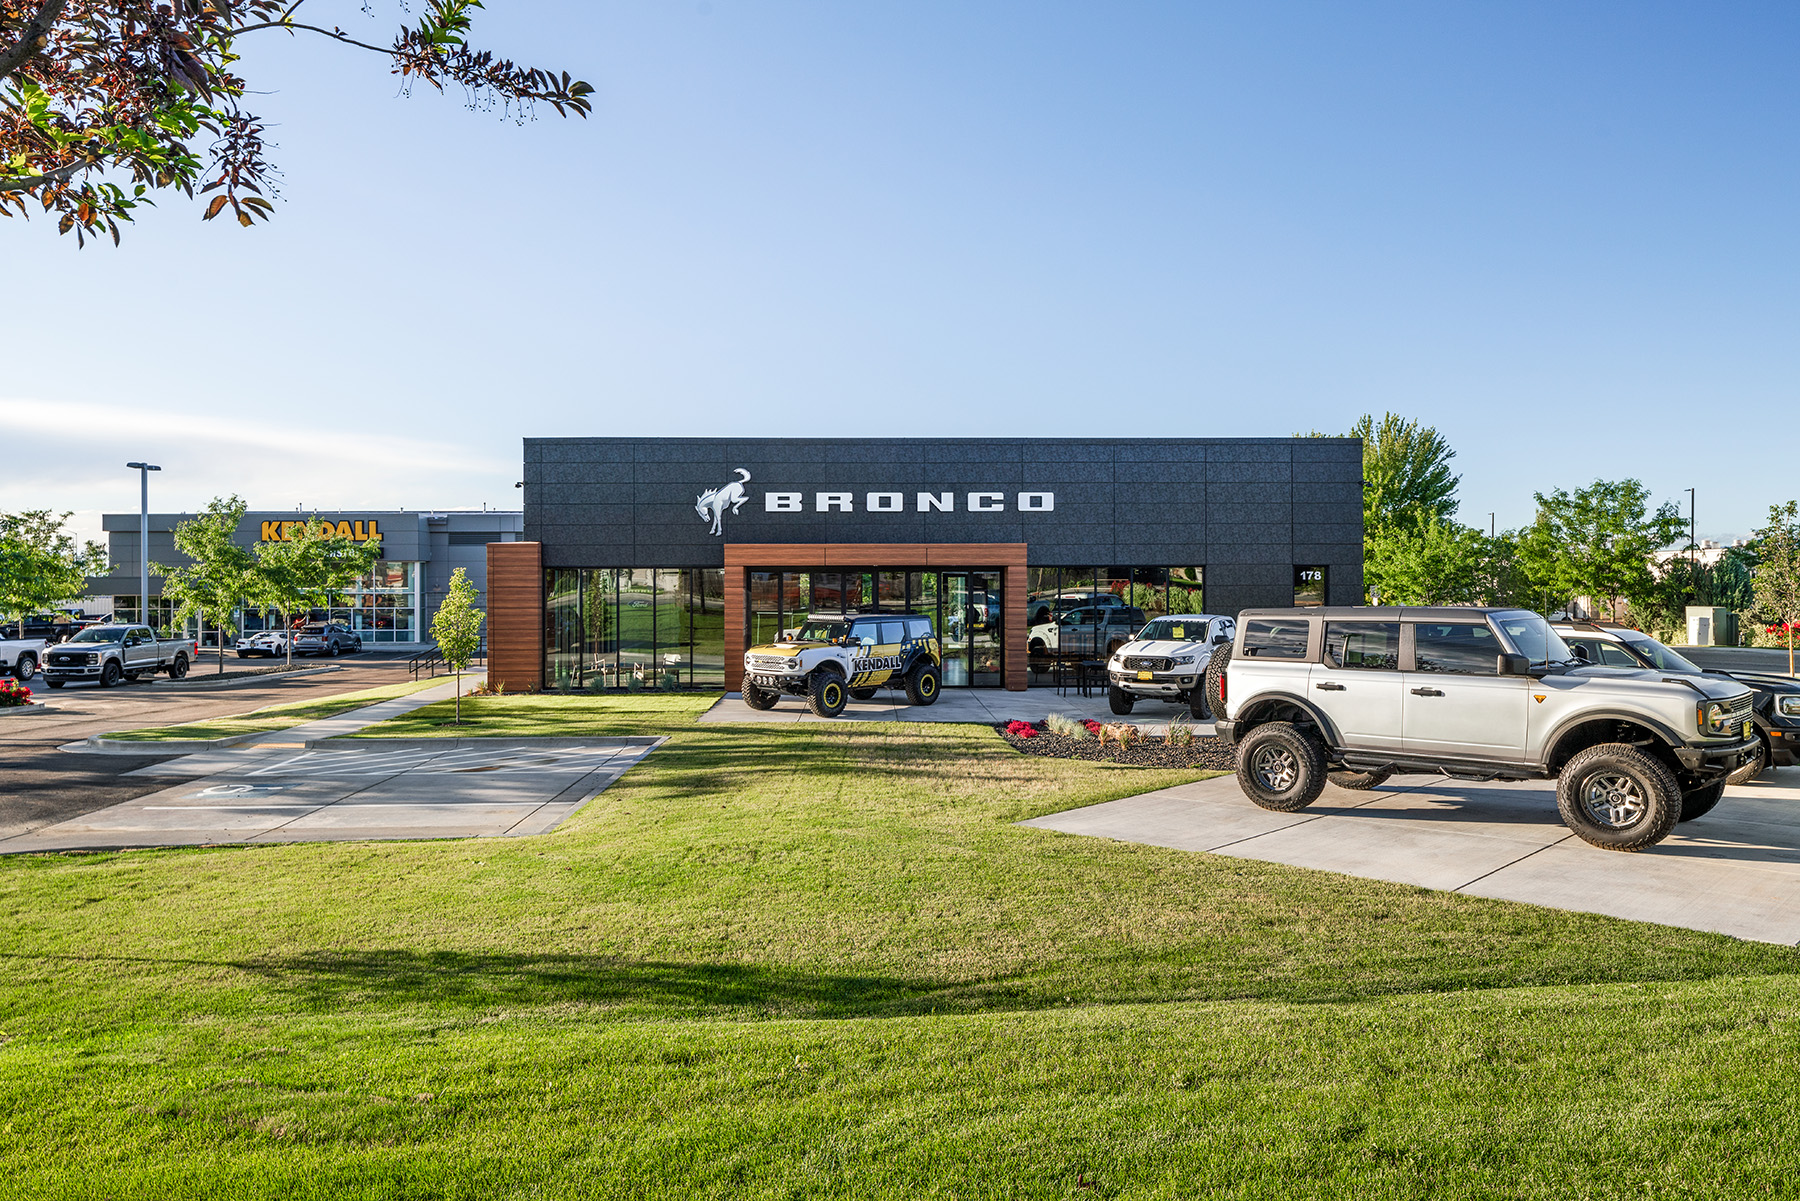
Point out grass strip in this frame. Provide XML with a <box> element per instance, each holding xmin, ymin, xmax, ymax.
<box><xmin>102</xmin><ymin>676</ymin><xmax>451</xmax><ymax>742</ymax></box>
<box><xmin>341</xmin><ymin>692</ymin><xmax>720</xmax><ymax>738</ymax></box>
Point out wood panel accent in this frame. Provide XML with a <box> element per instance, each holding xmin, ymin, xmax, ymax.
<box><xmin>722</xmin><ymin>543</ymin><xmax>1030</xmax><ymax>691</ymax></box>
<box><xmin>486</xmin><ymin>540</ymin><xmax>544</xmax><ymax>693</ymax></box>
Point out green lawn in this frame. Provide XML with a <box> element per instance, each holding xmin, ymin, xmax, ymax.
<box><xmin>4</xmin><ymin>698</ymin><xmax>1799</xmax><ymax>1197</ymax></box>
<box><xmin>104</xmin><ymin>676</ymin><xmax>452</xmax><ymax>742</ymax></box>
<box><xmin>343</xmin><ymin>692</ymin><xmax>717</xmax><ymax>738</ymax></box>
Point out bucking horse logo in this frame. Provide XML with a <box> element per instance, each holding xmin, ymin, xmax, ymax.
<box><xmin>696</xmin><ymin>468</ymin><xmax>752</xmax><ymax>536</ymax></box>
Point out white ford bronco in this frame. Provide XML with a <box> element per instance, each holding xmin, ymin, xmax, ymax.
<box><xmin>1209</xmin><ymin>606</ymin><xmax>1759</xmax><ymax>851</ymax></box>
<box><xmin>1105</xmin><ymin>613</ymin><xmax>1236</xmax><ymax>718</ymax></box>
<box><xmin>741</xmin><ymin>612</ymin><xmax>942</xmax><ymax>718</ymax></box>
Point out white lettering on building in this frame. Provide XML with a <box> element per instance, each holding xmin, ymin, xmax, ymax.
<box><xmin>760</xmin><ymin>490</ymin><xmax>1056</xmax><ymax>514</ymax></box>
<box><xmin>1018</xmin><ymin>491</ymin><xmax>1054</xmax><ymax>512</ymax></box>
<box><xmin>968</xmin><ymin>492</ymin><xmax>1004</xmax><ymax>512</ymax></box>
<box><xmin>816</xmin><ymin>492</ymin><xmax>854</xmax><ymax>512</ymax></box>
<box><xmin>918</xmin><ymin>491</ymin><xmax>953</xmax><ymax>512</ymax></box>
<box><xmin>866</xmin><ymin>492</ymin><xmax>904</xmax><ymax>512</ymax></box>
<box><xmin>765</xmin><ymin>493</ymin><xmax>803</xmax><ymax>512</ymax></box>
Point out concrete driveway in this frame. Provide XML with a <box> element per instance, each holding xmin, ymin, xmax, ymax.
<box><xmin>1022</xmin><ymin>768</ymin><xmax>1800</xmax><ymax>945</ymax></box>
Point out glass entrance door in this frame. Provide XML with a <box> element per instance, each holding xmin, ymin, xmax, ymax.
<box><xmin>940</xmin><ymin>574</ymin><xmax>971</xmax><ymax>686</ymax></box>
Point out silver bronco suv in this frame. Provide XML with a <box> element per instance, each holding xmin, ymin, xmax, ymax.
<box><xmin>1208</xmin><ymin>606</ymin><xmax>1758</xmax><ymax>851</ymax></box>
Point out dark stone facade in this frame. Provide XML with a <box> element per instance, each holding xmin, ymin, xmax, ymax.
<box><xmin>524</xmin><ymin>437</ymin><xmax>1364</xmax><ymax>614</ymax></box>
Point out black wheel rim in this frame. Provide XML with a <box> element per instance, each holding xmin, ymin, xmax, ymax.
<box><xmin>1251</xmin><ymin>744</ymin><xmax>1298</xmax><ymax>792</ymax></box>
<box><xmin>823</xmin><ymin>682</ymin><xmax>842</xmax><ymax>707</ymax></box>
<box><xmin>921</xmin><ymin>675</ymin><xmax>935</xmax><ymax>697</ymax></box>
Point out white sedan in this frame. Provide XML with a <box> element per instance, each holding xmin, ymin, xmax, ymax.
<box><xmin>235</xmin><ymin>631</ymin><xmax>291</xmax><ymax>658</ymax></box>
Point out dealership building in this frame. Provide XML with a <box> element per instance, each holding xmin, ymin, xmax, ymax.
<box><xmin>96</xmin><ymin>509</ymin><xmax>524</xmax><ymax>649</ymax></box>
<box><xmin>485</xmin><ymin>437</ymin><xmax>1363</xmax><ymax>694</ymax></box>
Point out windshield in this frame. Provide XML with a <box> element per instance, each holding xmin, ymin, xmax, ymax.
<box><xmin>68</xmin><ymin>627</ymin><xmax>125</xmax><ymax>643</ymax></box>
<box><xmin>791</xmin><ymin>619</ymin><xmax>849</xmax><ymax>643</ymax></box>
<box><xmin>1491</xmin><ymin>611</ymin><xmax>1571</xmax><ymax>665</ymax></box>
<box><xmin>1137</xmin><ymin>618</ymin><xmax>1205</xmax><ymax>642</ymax></box>
<box><xmin>1618</xmin><ymin>631</ymin><xmax>1701</xmax><ymax>673</ymax></box>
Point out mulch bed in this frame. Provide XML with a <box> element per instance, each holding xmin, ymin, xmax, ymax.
<box><xmin>994</xmin><ymin>721</ymin><xmax>1237</xmax><ymax>770</ymax></box>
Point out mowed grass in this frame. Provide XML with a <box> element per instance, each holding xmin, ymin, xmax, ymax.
<box><xmin>3</xmin><ymin>698</ymin><xmax>1800</xmax><ymax>1197</ymax></box>
<box><xmin>104</xmin><ymin>676</ymin><xmax>455</xmax><ymax>742</ymax></box>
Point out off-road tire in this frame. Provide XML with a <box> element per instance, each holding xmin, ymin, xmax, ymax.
<box><xmin>1235</xmin><ymin>721</ymin><xmax>1326</xmax><ymax>812</ymax></box>
<box><xmin>168</xmin><ymin>655</ymin><xmax>189</xmax><ymax>680</ymax></box>
<box><xmin>99</xmin><ymin>661</ymin><xmax>123</xmax><ymax>688</ymax></box>
<box><xmin>1328</xmin><ymin>768</ymin><xmax>1393</xmax><ymax>791</ymax></box>
<box><xmin>850</xmin><ymin>687</ymin><xmax>879</xmax><ymax>701</ymax></box>
<box><xmin>741</xmin><ymin>682</ymin><xmax>779</xmax><ymax>710</ymax></box>
<box><xmin>1555</xmin><ymin>743</ymin><xmax>1683</xmax><ymax>851</ymax></box>
<box><xmin>1726</xmin><ymin>736</ymin><xmax>1769</xmax><ymax>787</ymax></box>
<box><xmin>808</xmin><ymin>669</ymin><xmax>848</xmax><ymax>718</ymax></box>
<box><xmin>1679</xmin><ymin>780</ymin><xmax>1726</xmax><ymax>823</ymax></box>
<box><xmin>903</xmin><ymin>662</ymin><xmax>940</xmax><ymax>706</ymax></box>
<box><xmin>13</xmin><ymin>654</ymin><xmax>34</xmax><ymax>682</ymax></box>
<box><xmin>1188</xmin><ymin>688</ymin><xmax>1211</xmax><ymax>721</ymax></box>
<box><xmin>1202</xmin><ymin>643</ymin><xmax>1232</xmax><ymax>718</ymax></box>
<box><xmin>1108</xmin><ymin>684</ymin><xmax>1135</xmax><ymax>715</ymax></box>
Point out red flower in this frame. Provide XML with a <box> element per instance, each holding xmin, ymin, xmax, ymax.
<box><xmin>1005</xmin><ymin>719</ymin><xmax>1038</xmax><ymax>739</ymax></box>
<box><xmin>1081</xmin><ymin>718</ymin><xmax>1102</xmax><ymax>733</ymax></box>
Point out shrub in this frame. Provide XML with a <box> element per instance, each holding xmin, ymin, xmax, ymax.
<box><xmin>1004</xmin><ymin>719</ymin><xmax>1038</xmax><ymax>739</ymax></box>
<box><xmin>1166</xmin><ymin>714</ymin><xmax>1195</xmax><ymax>747</ymax></box>
<box><xmin>1081</xmin><ymin>718</ymin><xmax>1102</xmax><ymax>735</ymax></box>
<box><xmin>1099</xmin><ymin>722</ymin><xmax>1139</xmax><ymax>749</ymax></box>
<box><xmin>0</xmin><ymin>678</ymin><xmax>33</xmax><ymax>708</ymax></box>
<box><xmin>1044</xmin><ymin>712</ymin><xmax>1090</xmax><ymax>739</ymax></box>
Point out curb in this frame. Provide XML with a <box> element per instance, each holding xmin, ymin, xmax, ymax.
<box><xmin>80</xmin><ymin>730</ymin><xmax>267</xmax><ymax>754</ymax></box>
<box><xmin>306</xmin><ymin>735</ymin><xmax>668</xmax><ymax>750</ymax></box>
<box><xmin>0</xmin><ymin>702</ymin><xmax>54</xmax><ymax>717</ymax></box>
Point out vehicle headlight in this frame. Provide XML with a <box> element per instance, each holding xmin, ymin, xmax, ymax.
<box><xmin>86</xmin><ymin>653</ymin><xmax>100</xmax><ymax>665</ymax></box>
<box><xmin>1703</xmin><ymin>702</ymin><xmax>1730</xmax><ymax>734</ymax></box>
<box><xmin>1779</xmin><ymin>695</ymin><xmax>1800</xmax><ymax>719</ymax></box>
<box><xmin>1173</xmin><ymin>654</ymin><xmax>1195</xmax><ymax>665</ymax></box>
<box><xmin>1110</xmin><ymin>652</ymin><xmax>1124</xmax><ymax>664</ymax></box>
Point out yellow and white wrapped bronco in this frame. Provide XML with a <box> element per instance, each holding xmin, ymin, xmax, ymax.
<box><xmin>741</xmin><ymin>612</ymin><xmax>942</xmax><ymax>717</ymax></box>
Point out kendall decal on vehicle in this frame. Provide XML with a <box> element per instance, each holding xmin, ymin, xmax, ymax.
<box><xmin>696</xmin><ymin>469</ymin><xmax>753</xmax><ymax>536</ymax></box>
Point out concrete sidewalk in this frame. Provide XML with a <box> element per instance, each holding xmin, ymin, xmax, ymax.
<box><xmin>700</xmin><ymin>685</ymin><xmax>1211</xmax><ymax>732</ymax></box>
<box><xmin>1022</xmin><ymin>768</ymin><xmax>1800</xmax><ymax>945</ymax></box>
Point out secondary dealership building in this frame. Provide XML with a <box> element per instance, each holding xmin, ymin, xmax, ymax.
<box><xmin>488</xmin><ymin>437</ymin><xmax>1363</xmax><ymax>693</ymax></box>
<box><xmin>96</xmin><ymin>508</ymin><xmax>523</xmax><ymax>649</ymax></box>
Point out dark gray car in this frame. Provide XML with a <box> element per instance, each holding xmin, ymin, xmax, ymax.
<box><xmin>293</xmin><ymin>622</ymin><xmax>362</xmax><ymax>657</ymax></box>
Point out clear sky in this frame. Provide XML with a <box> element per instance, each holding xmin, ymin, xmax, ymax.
<box><xmin>6</xmin><ymin>1</ymin><xmax>1795</xmax><ymax>548</ymax></box>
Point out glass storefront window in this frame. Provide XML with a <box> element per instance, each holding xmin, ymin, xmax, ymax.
<box><xmin>620</xmin><ymin>567</ymin><xmax>657</xmax><ymax>683</ymax></box>
<box><xmin>750</xmin><ymin>572</ymin><xmax>782</xmax><ymax>652</ymax></box>
<box><xmin>546</xmin><ymin>568</ymin><xmax>581</xmax><ymax>689</ymax></box>
<box><xmin>688</xmin><ymin>568</ymin><xmax>725</xmax><ymax>686</ymax></box>
<box><xmin>878</xmin><ymin>571</ymin><xmax>906</xmax><ymax>609</ymax></box>
<box><xmin>1169</xmin><ymin>567</ymin><xmax>1204</xmax><ymax>616</ymax></box>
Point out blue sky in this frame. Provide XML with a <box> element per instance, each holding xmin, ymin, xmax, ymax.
<box><xmin>7</xmin><ymin>1</ymin><xmax>1795</xmax><ymax>546</ymax></box>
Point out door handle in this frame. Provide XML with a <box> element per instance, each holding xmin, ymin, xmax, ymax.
<box><xmin>1410</xmin><ymin>687</ymin><xmax>1443</xmax><ymax>697</ymax></box>
<box><xmin>1315</xmin><ymin>682</ymin><xmax>1346</xmax><ymax>691</ymax></box>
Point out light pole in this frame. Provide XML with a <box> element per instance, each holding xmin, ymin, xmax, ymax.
<box><xmin>126</xmin><ymin>462</ymin><xmax>161</xmax><ymax>626</ymax></box>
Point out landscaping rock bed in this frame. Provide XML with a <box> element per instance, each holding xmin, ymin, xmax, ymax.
<box><xmin>995</xmin><ymin>721</ymin><xmax>1236</xmax><ymax>770</ymax></box>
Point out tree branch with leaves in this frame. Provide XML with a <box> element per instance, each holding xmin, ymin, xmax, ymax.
<box><xmin>153</xmin><ymin>495</ymin><xmax>257</xmax><ymax>673</ymax></box>
<box><xmin>0</xmin><ymin>508</ymin><xmax>106</xmax><ymax>636</ymax></box>
<box><xmin>1751</xmin><ymin>500</ymin><xmax>1800</xmax><ymax>676</ymax></box>
<box><xmin>1</xmin><ymin>0</ymin><xmax>591</xmax><ymax>245</ymax></box>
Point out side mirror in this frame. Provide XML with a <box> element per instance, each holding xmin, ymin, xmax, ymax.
<box><xmin>1498</xmin><ymin>653</ymin><xmax>1531</xmax><ymax>676</ymax></box>
<box><xmin>1213</xmin><ymin>633</ymin><xmax>1230</xmax><ymax>646</ymax></box>
<box><xmin>1570</xmin><ymin>644</ymin><xmax>1591</xmax><ymax>663</ymax></box>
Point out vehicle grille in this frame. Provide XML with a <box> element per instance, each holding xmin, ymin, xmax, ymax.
<box><xmin>747</xmin><ymin>656</ymin><xmax>792</xmax><ymax>672</ymax></box>
<box><xmin>1123</xmin><ymin>656</ymin><xmax>1172</xmax><ymax>672</ymax></box>
<box><xmin>48</xmin><ymin>653</ymin><xmax>80</xmax><ymax>666</ymax></box>
<box><xmin>1725</xmin><ymin>693</ymin><xmax>1754</xmax><ymax>728</ymax></box>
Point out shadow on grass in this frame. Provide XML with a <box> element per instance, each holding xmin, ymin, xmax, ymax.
<box><xmin>240</xmin><ymin>949</ymin><xmax>1023</xmax><ymax>1019</ymax></box>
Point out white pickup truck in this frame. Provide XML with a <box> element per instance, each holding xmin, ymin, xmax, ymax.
<box><xmin>0</xmin><ymin>635</ymin><xmax>45</xmax><ymax>682</ymax></box>
<box><xmin>41</xmin><ymin>624</ymin><xmax>196</xmax><ymax>688</ymax></box>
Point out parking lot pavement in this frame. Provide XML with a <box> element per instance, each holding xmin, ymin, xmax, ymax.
<box><xmin>1021</xmin><ymin>769</ymin><xmax>1800</xmax><ymax>945</ymax></box>
<box><xmin>0</xmin><ymin>739</ymin><xmax>660</xmax><ymax>854</ymax></box>
<box><xmin>699</xmin><ymin>687</ymin><xmax>1211</xmax><ymax>732</ymax></box>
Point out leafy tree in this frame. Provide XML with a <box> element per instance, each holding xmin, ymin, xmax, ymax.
<box><xmin>1750</xmin><ymin>501</ymin><xmax>1800</xmax><ymax>676</ymax></box>
<box><xmin>1516</xmin><ymin>479</ymin><xmax>1685</xmax><ymax>622</ymax></box>
<box><xmin>152</xmin><ymin>495</ymin><xmax>257</xmax><ymax>674</ymax></box>
<box><xmin>0</xmin><ymin>509</ymin><xmax>107</xmax><ymax>636</ymax></box>
<box><xmin>1</xmin><ymin>0</ymin><xmax>592</xmax><ymax>245</ymax></box>
<box><xmin>1306</xmin><ymin>413</ymin><xmax>1460</xmax><ymax>534</ymax></box>
<box><xmin>429</xmin><ymin>566</ymin><xmax>484</xmax><ymax>724</ymax></box>
<box><xmin>250</xmin><ymin>516</ymin><xmax>383</xmax><ymax>668</ymax></box>
<box><xmin>1363</xmin><ymin>516</ymin><xmax>1531</xmax><ymax>607</ymax></box>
